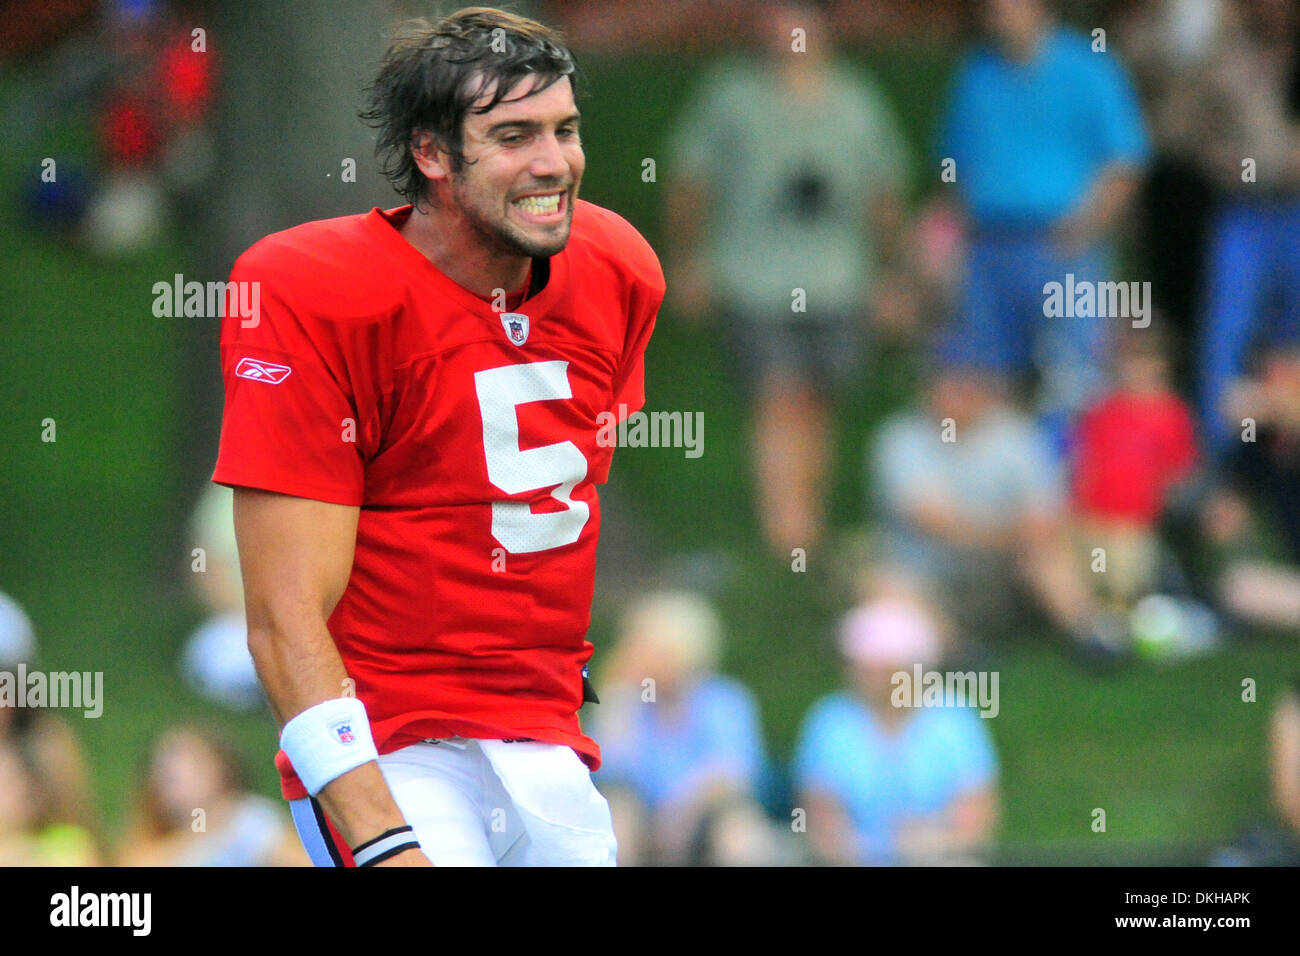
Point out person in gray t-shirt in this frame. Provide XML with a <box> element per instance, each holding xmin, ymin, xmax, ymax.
<box><xmin>664</xmin><ymin>0</ymin><xmax>909</xmax><ymax>554</ymax></box>
<box><xmin>869</xmin><ymin>357</ymin><xmax>1122</xmax><ymax>659</ymax></box>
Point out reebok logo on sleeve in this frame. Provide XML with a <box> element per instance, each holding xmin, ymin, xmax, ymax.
<box><xmin>235</xmin><ymin>357</ymin><xmax>293</xmax><ymax>384</ymax></box>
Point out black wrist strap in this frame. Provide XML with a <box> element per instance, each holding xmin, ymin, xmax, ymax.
<box><xmin>351</xmin><ymin>825</ymin><xmax>420</xmax><ymax>866</ymax></box>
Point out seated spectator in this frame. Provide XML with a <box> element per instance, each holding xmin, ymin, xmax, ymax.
<box><xmin>1211</xmin><ymin>673</ymin><xmax>1300</xmax><ymax>865</ymax></box>
<box><xmin>1199</xmin><ymin>344</ymin><xmax>1300</xmax><ymax>631</ymax></box>
<box><xmin>1220</xmin><ymin>344</ymin><xmax>1300</xmax><ymax>562</ymax></box>
<box><xmin>1269</xmin><ymin>676</ymin><xmax>1300</xmax><ymax>860</ymax></box>
<box><xmin>118</xmin><ymin>726</ymin><xmax>306</xmax><ymax>866</ymax></box>
<box><xmin>870</xmin><ymin>356</ymin><xmax>1126</xmax><ymax>660</ymax></box>
<box><xmin>0</xmin><ymin>590</ymin><xmax>102</xmax><ymax>847</ymax></box>
<box><xmin>794</xmin><ymin>599</ymin><xmax>999</xmax><ymax>865</ymax></box>
<box><xmin>1071</xmin><ymin>321</ymin><xmax>1199</xmax><ymax>610</ymax></box>
<box><xmin>180</xmin><ymin>483</ymin><xmax>263</xmax><ymax>710</ymax></box>
<box><xmin>591</xmin><ymin>590</ymin><xmax>779</xmax><ymax>865</ymax></box>
<box><xmin>0</xmin><ymin>741</ymin><xmax>99</xmax><ymax>866</ymax></box>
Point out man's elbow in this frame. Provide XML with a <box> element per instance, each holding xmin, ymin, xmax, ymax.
<box><xmin>243</xmin><ymin>598</ymin><xmax>321</xmax><ymax>669</ymax></box>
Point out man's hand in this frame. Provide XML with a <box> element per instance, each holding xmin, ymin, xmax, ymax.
<box><xmin>1052</xmin><ymin>164</ymin><xmax>1141</xmax><ymax>258</ymax></box>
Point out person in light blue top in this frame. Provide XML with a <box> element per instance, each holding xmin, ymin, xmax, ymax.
<box><xmin>939</xmin><ymin>11</ymin><xmax>1150</xmax><ymax>224</ymax></box>
<box><xmin>597</xmin><ymin>674</ymin><xmax>765</xmax><ymax>813</ymax></box>
<box><xmin>592</xmin><ymin>591</ymin><xmax>778</xmax><ymax>866</ymax></box>
<box><xmin>936</xmin><ymin>0</ymin><xmax>1151</xmax><ymax>448</ymax></box>
<box><xmin>794</xmin><ymin>598</ymin><xmax>999</xmax><ymax>865</ymax></box>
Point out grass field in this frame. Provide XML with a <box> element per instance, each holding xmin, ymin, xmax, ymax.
<box><xmin>0</xmin><ymin>50</ymin><xmax>1293</xmax><ymax>862</ymax></box>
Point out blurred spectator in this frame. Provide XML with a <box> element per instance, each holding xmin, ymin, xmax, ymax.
<box><xmin>86</xmin><ymin>1</ymin><xmax>217</xmax><ymax>255</ymax></box>
<box><xmin>1070</xmin><ymin>320</ymin><xmax>1199</xmax><ymax>609</ymax></box>
<box><xmin>869</xmin><ymin>357</ymin><xmax>1126</xmax><ymax>660</ymax></box>
<box><xmin>0</xmin><ymin>741</ymin><xmax>99</xmax><ymax>866</ymax></box>
<box><xmin>1199</xmin><ymin>344</ymin><xmax>1300</xmax><ymax>631</ymax></box>
<box><xmin>591</xmin><ymin>591</ymin><xmax>780</xmax><ymax>865</ymax></box>
<box><xmin>895</xmin><ymin>197</ymin><xmax>967</xmax><ymax>345</ymax></box>
<box><xmin>13</xmin><ymin>1</ymin><xmax>219</xmax><ymax>255</ymax></box>
<box><xmin>1222</xmin><ymin>345</ymin><xmax>1300</xmax><ymax>562</ymax></box>
<box><xmin>0</xmin><ymin>590</ymin><xmax>102</xmax><ymax>848</ymax></box>
<box><xmin>180</xmin><ymin>483</ymin><xmax>262</xmax><ymax>710</ymax></box>
<box><xmin>1117</xmin><ymin>0</ymin><xmax>1228</xmax><ymax>390</ymax></box>
<box><xmin>936</xmin><ymin>0</ymin><xmax>1150</xmax><ymax>445</ymax></box>
<box><xmin>664</xmin><ymin>0</ymin><xmax>910</xmax><ymax>554</ymax></box>
<box><xmin>543</xmin><ymin>0</ymin><xmax>967</xmax><ymax>54</ymax></box>
<box><xmin>1211</xmin><ymin>674</ymin><xmax>1300</xmax><ymax>865</ymax></box>
<box><xmin>118</xmin><ymin>726</ymin><xmax>306</xmax><ymax>866</ymax></box>
<box><xmin>1269</xmin><ymin>677</ymin><xmax>1300</xmax><ymax>859</ymax></box>
<box><xmin>1126</xmin><ymin>0</ymin><xmax>1300</xmax><ymax>455</ymax></box>
<box><xmin>794</xmin><ymin>598</ymin><xmax>999</xmax><ymax>865</ymax></box>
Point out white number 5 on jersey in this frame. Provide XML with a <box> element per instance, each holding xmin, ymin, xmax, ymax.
<box><xmin>474</xmin><ymin>361</ymin><xmax>591</xmax><ymax>554</ymax></box>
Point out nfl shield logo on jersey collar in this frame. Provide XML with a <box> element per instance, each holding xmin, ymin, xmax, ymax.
<box><xmin>500</xmin><ymin>312</ymin><xmax>530</xmax><ymax>346</ymax></box>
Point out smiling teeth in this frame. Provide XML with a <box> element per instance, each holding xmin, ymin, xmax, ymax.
<box><xmin>514</xmin><ymin>193</ymin><xmax>561</xmax><ymax>215</ymax></box>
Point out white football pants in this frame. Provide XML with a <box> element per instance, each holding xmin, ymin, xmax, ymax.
<box><xmin>289</xmin><ymin>737</ymin><xmax>618</xmax><ymax>867</ymax></box>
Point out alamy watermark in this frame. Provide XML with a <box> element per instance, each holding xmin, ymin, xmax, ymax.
<box><xmin>596</xmin><ymin>404</ymin><xmax>703</xmax><ymax>458</ymax></box>
<box><xmin>891</xmin><ymin>665</ymin><xmax>999</xmax><ymax>718</ymax></box>
<box><xmin>152</xmin><ymin>274</ymin><xmax>260</xmax><ymax>326</ymax></box>
<box><xmin>50</xmin><ymin>887</ymin><xmax>150</xmax><ymax>936</ymax></box>
<box><xmin>1043</xmin><ymin>273</ymin><xmax>1151</xmax><ymax>327</ymax></box>
<box><xmin>0</xmin><ymin>664</ymin><xmax>103</xmax><ymax>718</ymax></box>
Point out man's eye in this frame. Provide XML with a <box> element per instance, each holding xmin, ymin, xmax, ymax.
<box><xmin>558</xmin><ymin>128</ymin><xmax>579</xmax><ymax>140</ymax></box>
<box><xmin>501</xmin><ymin>135</ymin><xmax>526</xmax><ymax>145</ymax></box>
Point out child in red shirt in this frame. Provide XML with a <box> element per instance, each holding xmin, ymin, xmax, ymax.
<box><xmin>1072</xmin><ymin>324</ymin><xmax>1198</xmax><ymax>606</ymax></box>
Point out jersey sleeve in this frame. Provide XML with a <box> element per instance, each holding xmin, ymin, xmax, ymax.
<box><xmin>609</xmin><ymin>230</ymin><xmax>665</xmax><ymax>422</ymax></box>
<box><xmin>610</xmin><ymin>292</ymin><xmax>659</xmax><ymax>421</ymax></box>
<box><xmin>587</xmin><ymin>211</ymin><xmax>665</xmax><ymax>486</ymax></box>
<box><xmin>211</xmin><ymin>250</ymin><xmax>378</xmax><ymax>506</ymax></box>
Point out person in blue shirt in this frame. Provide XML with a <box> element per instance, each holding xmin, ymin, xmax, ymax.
<box><xmin>794</xmin><ymin>598</ymin><xmax>1000</xmax><ymax>865</ymax></box>
<box><xmin>591</xmin><ymin>591</ymin><xmax>778</xmax><ymax>865</ymax></box>
<box><xmin>937</xmin><ymin>0</ymin><xmax>1151</xmax><ymax>448</ymax></box>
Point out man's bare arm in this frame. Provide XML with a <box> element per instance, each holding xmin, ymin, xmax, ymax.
<box><xmin>233</xmin><ymin>487</ymin><xmax>431</xmax><ymax>865</ymax></box>
<box><xmin>1054</xmin><ymin>163</ymin><xmax>1142</xmax><ymax>255</ymax></box>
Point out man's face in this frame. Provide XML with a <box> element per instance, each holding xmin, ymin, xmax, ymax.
<box><xmin>446</xmin><ymin>75</ymin><xmax>584</xmax><ymax>259</ymax></box>
<box><xmin>929</xmin><ymin>369</ymin><xmax>998</xmax><ymax>425</ymax></box>
<box><xmin>849</xmin><ymin>659</ymin><xmax>907</xmax><ymax>709</ymax></box>
<box><xmin>984</xmin><ymin>0</ymin><xmax>1047</xmax><ymax>50</ymax></box>
<box><xmin>761</xmin><ymin>2</ymin><xmax>830</xmax><ymax>61</ymax></box>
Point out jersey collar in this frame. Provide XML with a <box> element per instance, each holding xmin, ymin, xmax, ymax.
<box><xmin>366</xmin><ymin>205</ymin><xmax>567</xmax><ymax>319</ymax></box>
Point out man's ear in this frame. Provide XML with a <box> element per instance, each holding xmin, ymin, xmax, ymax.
<box><xmin>410</xmin><ymin>130</ymin><xmax>452</xmax><ymax>184</ymax></box>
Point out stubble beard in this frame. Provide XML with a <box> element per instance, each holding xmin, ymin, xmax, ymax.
<box><xmin>451</xmin><ymin>171</ymin><xmax>574</xmax><ymax>260</ymax></box>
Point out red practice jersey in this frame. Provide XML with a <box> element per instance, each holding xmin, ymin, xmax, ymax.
<box><xmin>212</xmin><ymin>201</ymin><xmax>663</xmax><ymax>800</ymax></box>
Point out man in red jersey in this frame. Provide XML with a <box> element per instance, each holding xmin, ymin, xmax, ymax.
<box><xmin>212</xmin><ymin>8</ymin><xmax>663</xmax><ymax>866</ymax></box>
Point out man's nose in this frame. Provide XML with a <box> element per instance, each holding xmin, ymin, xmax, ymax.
<box><xmin>529</xmin><ymin>130</ymin><xmax>571</xmax><ymax>179</ymax></box>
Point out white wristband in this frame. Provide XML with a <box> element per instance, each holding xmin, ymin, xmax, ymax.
<box><xmin>279</xmin><ymin>697</ymin><xmax>379</xmax><ymax>797</ymax></box>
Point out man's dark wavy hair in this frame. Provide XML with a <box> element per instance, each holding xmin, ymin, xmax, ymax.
<box><xmin>361</xmin><ymin>6</ymin><xmax>580</xmax><ymax>208</ymax></box>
